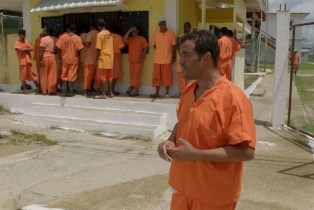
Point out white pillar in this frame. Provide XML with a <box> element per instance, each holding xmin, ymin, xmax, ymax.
<box><xmin>22</xmin><ymin>0</ymin><xmax>31</xmax><ymax>40</ymax></box>
<box><xmin>272</xmin><ymin>10</ymin><xmax>290</xmax><ymax>128</ymax></box>
<box><xmin>201</xmin><ymin>0</ymin><xmax>206</xmax><ymax>29</ymax></box>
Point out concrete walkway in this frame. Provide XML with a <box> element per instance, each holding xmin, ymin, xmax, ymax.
<box><xmin>0</xmin><ymin>74</ymin><xmax>313</xmax><ymax>209</ymax></box>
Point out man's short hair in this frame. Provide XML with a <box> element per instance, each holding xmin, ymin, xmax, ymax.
<box><xmin>220</xmin><ymin>27</ymin><xmax>229</xmax><ymax>35</ymax></box>
<box><xmin>180</xmin><ymin>30</ymin><xmax>220</xmax><ymax>66</ymax></box>
<box><xmin>97</xmin><ymin>18</ymin><xmax>107</xmax><ymax>28</ymax></box>
<box><xmin>18</xmin><ymin>29</ymin><xmax>26</xmax><ymax>35</ymax></box>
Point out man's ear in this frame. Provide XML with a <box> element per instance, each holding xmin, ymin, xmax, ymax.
<box><xmin>202</xmin><ymin>52</ymin><xmax>212</xmax><ymax>64</ymax></box>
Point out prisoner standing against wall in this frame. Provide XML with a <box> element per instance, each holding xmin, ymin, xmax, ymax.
<box><xmin>56</xmin><ymin>24</ymin><xmax>84</xmax><ymax>97</ymax></box>
<box><xmin>123</xmin><ymin>25</ymin><xmax>148</xmax><ymax>97</ymax></box>
<box><xmin>227</xmin><ymin>29</ymin><xmax>242</xmax><ymax>81</ymax></box>
<box><xmin>151</xmin><ymin>18</ymin><xmax>176</xmax><ymax>98</ymax></box>
<box><xmin>94</xmin><ymin>18</ymin><xmax>114</xmax><ymax>99</ymax></box>
<box><xmin>176</xmin><ymin>22</ymin><xmax>191</xmax><ymax>94</ymax></box>
<box><xmin>39</xmin><ymin>27</ymin><xmax>57</xmax><ymax>95</ymax></box>
<box><xmin>14</xmin><ymin>29</ymin><xmax>39</xmax><ymax>94</ymax></box>
<box><xmin>111</xmin><ymin>26</ymin><xmax>125</xmax><ymax>95</ymax></box>
<box><xmin>217</xmin><ymin>27</ymin><xmax>233</xmax><ymax>78</ymax></box>
<box><xmin>82</xmin><ymin>24</ymin><xmax>99</xmax><ymax>97</ymax></box>
<box><xmin>158</xmin><ymin>30</ymin><xmax>256</xmax><ymax>210</ymax></box>
<box><xmin>33</xmin><ymin>32</ymin><xmax>44</xmax><ymax>88</ymax></box>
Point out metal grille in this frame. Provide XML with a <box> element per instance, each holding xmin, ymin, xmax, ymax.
<box><xmin>0</xmin><ymin>14</ymin><xmax>23</xmax><ymax>35</ymax></box>
<box><xmin>288</xmin><ymin>22</ymin><xmax>314</xmax><ymax>137</ymax></box>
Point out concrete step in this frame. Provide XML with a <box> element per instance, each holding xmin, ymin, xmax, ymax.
<box><xmin>14</xmin><ymin>114</ymin><xmax>160</xmax><ymax>138</ymax></box>
<box><xmin>0</xmin><ymin>93</ymin><xmax>177</xmax><ymax>139</ymax></box>
<box><xmin>18</xmin><ymin>103</ymin><xmax>165</xmax><ymax>127</ymax></box>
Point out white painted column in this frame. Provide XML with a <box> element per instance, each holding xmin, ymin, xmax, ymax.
<box><xmin>272</xmin><ymin>10</ymin><xmax>290</xmax><ymax>128</ymax></box>
<box><xmin>165</xmin><ymin>0</ymin><xmax>179</xmax><ymax>95</ymax></box>
<box><xmin>22</xmin><ymin>0</ymin><xmax>31</xmax><ymax>40</ymax></box>
<box><xmin>201</xmin><ymin>0</ymin><xmax>206</xmax><ymax>29</ymax></box>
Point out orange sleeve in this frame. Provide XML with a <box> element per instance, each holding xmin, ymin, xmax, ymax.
<box><xmin>76</xmin><ymin>36</ymin><xmax>84</xmax><ymax>50</ymax></box>
<box><xmin>96</xmin><ymin>33</ymin><xmax>102</xmax><ymax>50</ymax></box>
<box><xmin>172</xmin><ymin>31</ymin><xmax>176</xmax><ymax>45</ymax></box>
<box><xmin>55</xmin><ymin>36</ymin><xmax>62</xmax><ymax>49</ymax></box>
<box><xmin>141</xmin><ymin>37</ymin><xmax>148</xmax><ymax>49</ymax></box>
<box><xmin>14</xmin><ymin>41</ymin><xmax>21</xmax><ymax>50</ymax></box>
<box><xmin>226</xmin><ymin>95</ymin><xmax>256</xmax><ymax>148</ymax></box>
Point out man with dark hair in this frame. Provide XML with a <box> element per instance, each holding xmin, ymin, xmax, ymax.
<box><xmin>150</xmin><ymin>18</ymin><xmax>176</xmax><ymax>98</ymax></box>
<box><xmin>158</xmin><ymin>30</ymin><xmax>256</xmax><ymax>210</ymax></box>
<box><xmin>218</xmin><ymin>27</ymin><xmax>233</xmax><ymax>78</ymax></box>
<box><xmin>39</xmin><ymin>27</ymin><xmax>57</xmax><ymax>95</ymax></box>
<box><xmin>94</xmin><ymin>18</ymin><xmax>114</xmax><ymax>99</ymax></box>
<box><xmin>14</xmin><ymin>29</ymin><xmax>39</xmax><ymax>94</ymax></box>
<box><xmin>123</xmin><ymin>25</ymin><xmax>148</xmax><ymax>97</ymax></box>
<box><xmin>56</xmin><ymin>24</ymin><xmax>84</xmax><ymax>97</ymax></box>
<box><xmin>176</xmin><ymin>22</ymin><xmax>191</xmax><ymax>94</ymax></box>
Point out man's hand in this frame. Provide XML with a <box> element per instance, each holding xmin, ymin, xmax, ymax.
<box><xmin>157</xmin><ymin>140</ymin><xmax>175</xmax><ymax>162</ymax></box>
<box><xmin>167</xmin><ymin>138</ymin><xmax>198</xmax><ymax>160</ymax></box>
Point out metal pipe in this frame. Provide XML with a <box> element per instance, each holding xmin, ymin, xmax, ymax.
<box><xmin>287</xmin><ymin>26</ymin><xmax>296</xmax><ymax>126</ymax></box>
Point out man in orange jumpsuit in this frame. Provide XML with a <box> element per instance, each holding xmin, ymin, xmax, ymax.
<box><xmin>33</xmin><ymin>33</ymin><xmax>44</xmax><ymax>80</ymax></box>
<box><xmin>56</xmin><ymin>24</ymin><xmax>84</xmax><ymax>97</ymax></box>
<box><xmin>123</xmin><ymin>25</ymin><xmax>148</xmax><ymax>97</ymax></box>
<box><xmin>158</xmin><ymin>30</ymin><xmax>256</xmax><ymax>210</ymax></box>
<box><xmin>293</xmin><ymin>50</ymin><xmax>300</xmax><ymax>76</ymax></box>
<box><xmin>176</xmin><ymin>22</ymin><xmax>191</xmax><ymax>94</ymax></box>
<box><xmin>95</xmin><ymin>18</ymin><xmax>114</xmax><ymax>99</ymax></box>
<box><xmin>111</xmin><ymin>26</ymin><xmax>125</xmax><ymax>95</ymax></box>
<box><xmin>14</xmin><ymin>29</ymin><xmax>39</xmax><ymax>94</ymax></box>
<box><xmin>151</xmin><ymin>18</ymin><xmax>176</xmax><ymax>98</ymax></box>
<box><xmin>218</xmin><ymin>27</ymin><xmax>233</xmax><ymax>78</ymax></box>
<box><xmin>82</xmin><ymin>24</ymin><xmax>98</xmax><ymax>97</ymax></box>
<box><xmin>39</xmin><ymin>27</ymin><xmax>57</xmax><ymax>95</ymax></box>
<box><xmin>227</xmin><ymin>29</ymin><xmax>242</xmax><ymax>81</ymax></box>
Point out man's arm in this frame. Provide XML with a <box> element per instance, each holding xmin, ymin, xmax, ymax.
<box><xmin>157</xmin><ymin>123</ymin><xmax>178</xmax><ymax>161</ymax></box>
<box><xmin>137</xmin><ymin>47</ymin><xmax>148</xmax><ymax>63</ymax></box>
<box><xmin>171</xmin><ymin>45</ymin><xmax>176</xmax><ymax>63</ymax></box>
<box><xmin>39</xmin><ymin>47</ymin><xmax>45</xmax><ymax>66</ymax></box>
<box><xmin>167</xmin><ymin>138</ymin><xmax>255</xmax><ymax>162</ymax></box>
<box><xmin>95</xmin><ymin>49</ymin><xmax>100</xmax><ymax>68</ymax></box>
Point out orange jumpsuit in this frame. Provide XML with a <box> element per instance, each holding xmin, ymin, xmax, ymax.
<box><xmin>112</xmin><ymin>33</ymin><xmax>125</xmax><ymax>79</ymax></box>
<box><xmin>95</xmin><ymin>29</ymin><xmax>114</xmax><ymax>81</ymax></box>
<box><xmin>293</xmin><ymin>53</ymin><xmax>299</xmax><ymax>73</ymax></box>
<box><xmin>83</xmin><ymin>29</ymin><xmax>98</xmax><ymax>90</ymax></box>
<box><xmin>33</xmin><ymin>35</ymin><xmax>42</xmax><ymax>76</ymax></box>
<box><xmin>39</xmin><ymin>35</ymin><xmax>57</xmax><ymax>94</ymax></box>
<box><xmin>14</xmin><ymin>40</ymin><xmax>37</xmax><ymax>82</ymax></box>
<box><xmin>218</xmin><ymin>36</ymin><xmax>233</xmax><ymax>78</ymax></box>
<box><xmin>176</xmin><ymin>33</ymin><xmax>187</xmax><ymax>93</ymax></box>
<box><xmin>126</xmin><ymin>35</ymin><xmax>148</xmax><ymax>90</ymax></box>
<box><xmin>152</xmin><ymin>29</ymin><xmax>176</xmax><ymax>87</ymax></box>
<box><xmin>169</xmin><ymin>78</ymin><xmax>256</xmax><ymax>210</ymax></box>
<box><xmin>228</xmin><ymin>37</ymin><xmax>241</xmax><ymax>80</ymax></box>
<box><xmin>56</xmin><ymin>33</ymin><xmax>84</xmax><ymax>81</ymax></box>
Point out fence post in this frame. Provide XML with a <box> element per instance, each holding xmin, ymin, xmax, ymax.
<box><xmin>287</xmin><ymin>26</ymin><xmax>295</xmax><ymax>126</ymax></box>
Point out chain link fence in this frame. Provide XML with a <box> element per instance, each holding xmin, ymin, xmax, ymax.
<box><xmin>288</xmin><ymin>22</ymin><xmax>314</xmax><ymax>137</ymax></box>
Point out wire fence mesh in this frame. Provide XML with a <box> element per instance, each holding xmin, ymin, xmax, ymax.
<box><xmin>288</xmin><ymin>22</ymin><xmax>314</xmax><ymax>137</ymax></box>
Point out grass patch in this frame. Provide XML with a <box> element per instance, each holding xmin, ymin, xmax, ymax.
<box><xmin>93</xmin><ymin>131</ymin><xmax>104</xmax><ymax>137</ymax></box>
<box><xmin>259</xmin><ymin>63</ymin><xmax>274</xmax><ymax>70</ymax></box>
<box><xmin>303</xmin><ymin>124</ymin><xmax>314</xmax><ymax>135</ymax></box>
<box><xmin>49</xmin><ymin>125</ymin><xmax>60</xmax><ymax>130</ymax></box>
<box><xmin>10</xmin><ymin>129</ymin><xmax>57</xmax><ymax>146</ymax></box>
<box><xmin>0</xmin><ymin>104</ymin><xmax>10</xmax><ymax>114</ymax></box>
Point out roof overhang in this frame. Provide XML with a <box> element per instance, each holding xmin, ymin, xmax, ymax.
<box><xmin>30</xmin><ymin>0</ymin><xmax>127</xmax><ymax>13</ymax></box>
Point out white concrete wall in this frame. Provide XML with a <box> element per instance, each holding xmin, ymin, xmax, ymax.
<box><xmin>22</xmin><ymin>0</ymin><xmax>31</xmax><ymax>40</ymax></box>
<box><xmin>272</xmin><ymin>11</ymin><xmax>290</xmax><ymax>128</ymax></box>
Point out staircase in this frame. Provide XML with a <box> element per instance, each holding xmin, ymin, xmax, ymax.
<box><xmin>0</xmin><ymin>93</ymin><xmax>177</xmax><ymax>139</ymax></box>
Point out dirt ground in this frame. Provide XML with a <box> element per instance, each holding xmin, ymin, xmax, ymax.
<box><xmin>0</xmin><ymin>114</ymin><xmax>171</xmax><ymax>210</ymax></box>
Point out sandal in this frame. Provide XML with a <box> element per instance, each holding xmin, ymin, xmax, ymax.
<box><xmin>149</xmin><ymin>93</ymin><xmax>160</xmax><ymax>98</ymax></box>
<box><xmin>94</xmin><ymin>95</ymin><xmax>106</xmax><ymax>99</ymax></box>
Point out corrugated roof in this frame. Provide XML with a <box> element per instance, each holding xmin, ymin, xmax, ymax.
<box><xmin>31</xmin><ymin>0</ymin><xmax>122</xmax><ymax>12</ymax></box>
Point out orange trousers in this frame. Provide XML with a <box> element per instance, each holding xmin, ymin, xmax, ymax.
<box><xmin>35</xmin><ymin>60</ymin><xmax>41</xmax><ymax>76</ymax></box>
<box><xmin>177</xmin><ymin>72</ymin><xmax>187</xmax><ymax>93</ymax></box>
<box><xmin>113</xmin><ymin>53</ymin><xmax>123</xmax><ymax>79</ymax></box>
<box><xmin>40</xmin><ymin>56</ymin><xmax>57</xmax><ymax>94</ymax></box>
<box><xmin>152</xmin><ymin>63</ymin><xmax>173</xmax><ymax>87</ymax></box>
<box><xmin>171</xmin><ymin>192</ymin><xmax>237</xmax><ymax>210</ymax></box>
<box><xmin>61</xmin><ymin>62</ymin><xmax>78</xmax><ymax>81</ymax></box>
<box><xmin>19</xmin><ymin>64</ymin><xmax>37</xmax><ymax>82</ymax></box>
<box><xmin>130</xmin><ymin>62</ymin><xmax>144</xmax><ymax>90</ymax></box>
<box><xmin>83</xmin><ymin>64</ymin><xmax>96</xmax><ymax>90</ymax></box>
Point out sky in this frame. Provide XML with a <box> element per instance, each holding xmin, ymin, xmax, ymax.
<box><xmin>268</xmin><ymin>0</ymin><xmax>314</xmax><ymax>21</ymax></box>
